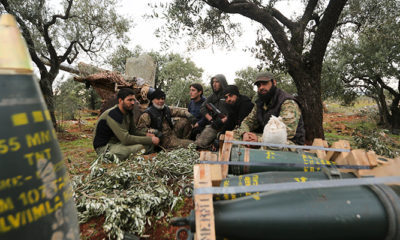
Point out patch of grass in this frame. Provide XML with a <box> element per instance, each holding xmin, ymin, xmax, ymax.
<box><xmin>325</xmin><ymin>97</ymin><xmax>376</xmax><ymax>114</ymax></box>
<box><xmin>352</xmin><ymin>100</ymin><xmax>375</xmax><ymax>109</ymax></box>
<box><xmin>325</xmin><ymin>102</ymin><xmax>347</xmax><ymax>113</ymax></box>
<box><xmin>386</xmin><ymin>133</ymin><xmax>400</xmax><ymax>155</ymax></box>
<box><xmin>60</xmin><ymin>137</ymin><xmax>93</xmax><ymax>149</ymax></box>
<box><xmin>58</xmin><ymin>134</ymin><xmax>96</xmax><ymax>174</ymax></box>
<box><xmin>345</xmin><ymin>121</ymin><xmax>376</xmax><ymax>130</ymax></box>
<box><xmin>388</xmin><ymin>133</ymin><xmax>400</xmax><ymax>142</ymax></box>
<box><xmin>324</xmin><ymin>132</ymin><xmax>354</xmax><ymax>146</ymax></box>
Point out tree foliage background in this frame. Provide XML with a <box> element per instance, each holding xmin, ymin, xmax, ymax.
<box><xmin>324</xmin><ymin>0</ymin><xmax>400</xmax><ymax>131</ymax></box>
<box><xmin>150</xmin><ymin>0</ymin><xmax>349</xmax><ymax>142</ymax></box>
<box><xmin>0</xmin><ymin>0</ymin><xmax>131</xmax><ymax>127</ymax></box>
<box><xmin>54</xmin><ymin>76</ymin><xmax>101</xmax><ymax>121</ymax></box>
<box><xmin>107</xmin><ymin>46</ymin><xmax>204</xmax><ymax>108</ymax></box>
<box><xmin>3</xmin><ymin>0</ymin><xmax>399</xmax><ymax>135</ymax></box>
<box><xmin>233</xmin><ymin>67</ymin><xmax>258</xmax><ymax>101</ymax></box>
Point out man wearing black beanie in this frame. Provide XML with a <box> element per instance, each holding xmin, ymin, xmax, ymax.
<box><xmin>222</xmin><ymin>85</ymin><xmax>254</xmax><ymax>131</ymax></box>
<box><xmin>137</xmin><ymin>88</ymin><xmax>197</xmax><ymax>149</ymax></box>
<box><xmin>195</xmin><ymin>84</ymin><xmax>253</xmax><ymax>149</ymax></box>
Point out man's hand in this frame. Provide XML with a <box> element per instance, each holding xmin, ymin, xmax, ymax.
<box><xmin>205</xmin><ymin>113</ymin><xmax>213</xmax><ymax>122</ymax></box>
<box><xmin>151</xmin><ymin>136</ymin><xmax>160</xmax><ymax>146</ymax></box>
<box><xmin>148</xmin><ymin>129</ymin><xmax>163</xmax><ymax>138</ymax></box>
<box><xmin>193</xmin><ymin>122</ymin><xmax>199</xmax><ymax>128</ymax></box>
<box><xmin>221</xmin><ymin>116</ymin><xmax>228</xmax><ymax>123</ymax></box>
<box><xmin>243</xmin><ymin>132</ymin><xmax>258</xmax><ymax>148</ymax></box>
<box><xmin>146</xmin><ymin>132</ymin><xmax>155</xmax><ymax>137</ymax></box>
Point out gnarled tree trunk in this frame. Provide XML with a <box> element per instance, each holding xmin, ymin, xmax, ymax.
<box><xmin>291</xmin><ymin>68</ymin><xmax>324</xmax><ymax>144</ymax></box>
<box><xmin>389</xmin><ymin>95</ymin><xmax>400</xmax><ymax>133</ymax></box>
<box><xmin>39</xmin><ymin>75</ymin><xmax>57</xmax><ymax>129</ymax></box>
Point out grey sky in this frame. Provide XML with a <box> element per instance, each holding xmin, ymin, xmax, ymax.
<box><xmin>53</xmin><ymin>0</ymin><xmax>300</xmax><ymax>86</ymax></box>
<box><xmin>118</xmin><ymin>0</ymin><xmax>287</xmax><ymax>84</ymax></box>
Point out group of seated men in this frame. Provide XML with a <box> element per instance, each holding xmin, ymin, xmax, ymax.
<box><xmin>93</xmin><ymin>71</ymin><xmax>305</xmax><ymax>161</ymax></box>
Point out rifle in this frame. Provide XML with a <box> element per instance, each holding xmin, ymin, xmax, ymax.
<box><xmin>206</xmin><ymin>103</ymin><xmax>226</xmax><ymax>119</ymax></box>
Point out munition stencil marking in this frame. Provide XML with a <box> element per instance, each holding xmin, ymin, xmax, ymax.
<box><xmin>44</xmin><ymin>110</ymin><xmax>51</xmax><ymax>121</ymax></box>
<box><xmin>32</xmin><ymin>111</ymin><xmax>44</xmax><ymax>123</ymax></box>
<box><xmin>11</xmin><ymin>113</ymin><xmax>28</xmax><ymax>126</ymax></box>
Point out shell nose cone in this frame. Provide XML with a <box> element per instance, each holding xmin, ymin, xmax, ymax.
<box><xmin>0</xmin><ymin>13</ymin><xmax>19</xmax><ymax>27</ymax></box>
<box><xmin>0</xmin><ymin>13</ymin><xmax>33</xmax><ymax>72</ymax></box>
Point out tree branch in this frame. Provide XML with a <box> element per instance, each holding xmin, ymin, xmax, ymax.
<box><xmin>46</xmin><ymin>0</ymin><xmax>74</xmax><ymax>26</ymax></box>
<box><xmin>59</xmin><ymin>40</ymin><xmax>77</xmax><ymax>63</ymax></box>
<box><xmin>375</xmin><ymin>76</ymin><xmax>399</xmax><ymax>97</ymax></box>
<box><xmin>336</xmin><ymin>19</ymin><xmax>361</xmax><ymax>30</ymax></box>
<box><xmin>398</xmin><ymin>77</ymin><xmax>400</xmax><ymax>93</ymax></box>
<box><xmin>310</xmin><ymin>0</ymin><xmax>348</xmax><ymax>67</ymax></box>
<box><xmin>43</xmin><ymin>0</ymin><xmax>75</xmax><ymax>68</ymax></box>
<box><xmin>270</xmin><ymin>8</ymin><xmax>295</xmax><ymax>31</ymax></box>
<box><xmin>204</xmin><ymin>0</ymin><xmax>298</xmax><ymax>66</ymax></box>
<box><xmin>299</xmin><ymin>0</ymin><xmax>318</xmax><ymax>28</ymax></box>
<box><xmin>288</xmin><ymin>0</ymin><xmax>318</xmax><ymax>55</ymax></box>
<box><xmin>66</xmin><ymin>45</ymin><xmax>79</xmax><ymax>64</ymax></box>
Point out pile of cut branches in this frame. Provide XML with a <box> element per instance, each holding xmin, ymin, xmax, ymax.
<box><xmin>72</xmin><ymin>145</ymin><xmax>199</xmax><ymax>239</ymax></box>
<box><xmin>353</xmin><ymin>128</ymin><xmax>400</xmax><ymax>158</ymax></box>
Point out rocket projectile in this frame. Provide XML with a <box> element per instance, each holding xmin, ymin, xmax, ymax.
<box><xmin>0</xmin><ymin>13</ymin><xmax>79</xmax><ymax>239</ymax></box>
<box><xmin>0</xmin><ymin>14</ymin><xmax>33</xmax><ymax>73</ymax></box>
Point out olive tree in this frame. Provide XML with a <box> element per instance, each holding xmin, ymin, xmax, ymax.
<box><xmin>107</xmin><ymin>46</ymin><xmax>204</xmax><ymax>107</ymax></box>
<box><xmin>0</xmin><ymin>0</ymin><xmax>131</xmax><ymax>128</ymax></box>
<box><xmin>325</xmin><ymin>0</ymin><xmax>400</xmax><ymax>131</ymax></box>
<box><xmin>151</xmin><ymin>0</ymin><xmax>349</xmax><ymax>142</ymax></box>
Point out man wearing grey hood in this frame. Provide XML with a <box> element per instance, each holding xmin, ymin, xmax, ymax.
<box><xmin>195</xmin><ymin>74</ymin><xmax>228</xmax><ymax>149</ymax></box>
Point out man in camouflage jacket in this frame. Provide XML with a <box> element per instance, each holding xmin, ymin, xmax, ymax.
<box><xmin>137</xmin><ymin>88</ymin><xmax>196</xmax><ymax>149</ymax></box>
<box><xmin>234</xmin><ymin>72</ymin><xmax>305</xmax><ymax>145</ymax></box>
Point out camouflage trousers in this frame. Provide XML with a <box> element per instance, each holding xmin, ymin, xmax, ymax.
<box><xmin>95</xmin><ymin>142</ymin><xmax>154</xmax><ymax>161</ymax></box>
<box><xmin>162</xmin><ymin>135</ymin><xmax>194</xmax><ymax>149</ymax></box>
<box><xmin>161</xmin><ymin>118</ymin><xmax>194</xmax><ymax>149</ymax></box>
<box><xmin>194</xmin><ymin>125</ymin><xmax>218</xmax><ymax>149</ymax></box>
<box><xmin>173</xmin><ymin>118</ymin><xmax>192</xmax><ymax>139</ymax></box>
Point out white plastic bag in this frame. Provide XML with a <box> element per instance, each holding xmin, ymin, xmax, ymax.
<box><xmin>262</xmin><ymin>116</ymin><xmax>287</xmax><ymax>144</ymax></box>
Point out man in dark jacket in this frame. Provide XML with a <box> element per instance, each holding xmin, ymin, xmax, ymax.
<box><xmin>200</xmin><ymin>74</ymin><xmax>229</xmax><ymax>123</ymax></box>
<box><xmin>235</xmin><ymin>72</ymin><xmax>305</xmax><ymax>145</ymax></box>
<box><xmin>93</xmin><ymin>88</ymin><xmax>160</xmax><ymax>161</ymax></box>
<box><xmin>195</xmin><ymin>74</ymin><xmax>228</xmax><ymax>148</ymax></box>
<box><xmin>137</xmin><ymin>88</ymin><xmax>196</xmax><ymax>149</ymax></box>
<box><xmin>195</xmin><ymin>84</ymin><xmax>253</xmax><ymax>149</ymax></box>
<box><xmin>188</xmin><ymin>83</ymin><xmax>207</xmax><ymax>140</ymax></box>
<box><xmin>223</xmin><ymin>85</ymin><xmax>254</xmax><ymax>131</ymax></box>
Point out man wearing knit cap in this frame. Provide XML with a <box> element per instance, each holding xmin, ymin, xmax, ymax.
<box><xmin>137</xmin><ymin>88</ymin><xmax>196</xmax><ymax>149</ymax></box>
<box><xmin>235</xmin><ymin>72</ymin><xmax>305</xmax><ymax>145</ymax></box>
<box><xmin>222</xmin><ymin>85</ymin><xmax>254</xmax><ymax>131</ymax></box>
<box><xmin>195</xmin><ymin>84</ymin><xmax>253</xmax><ymax>149</ymax></box>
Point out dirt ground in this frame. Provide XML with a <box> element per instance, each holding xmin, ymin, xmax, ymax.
<box><xmin>323</xmin><ymin>112</ymin><xmax>367</xmax><ymax>135</ymax></box>
<box><xmin>58</xmin><ymin>117</ymin><xmax>195</xmax><ymax>240</ymax></box>
<box><xmin>58</xmin><ymin>111</ymin><xmax>394</xmax><ymax>239</ymax></box>
<box><xmin>78</xmin><ymin>198</ymin><xmax>194</xmax><ymax>240</ymax></box>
